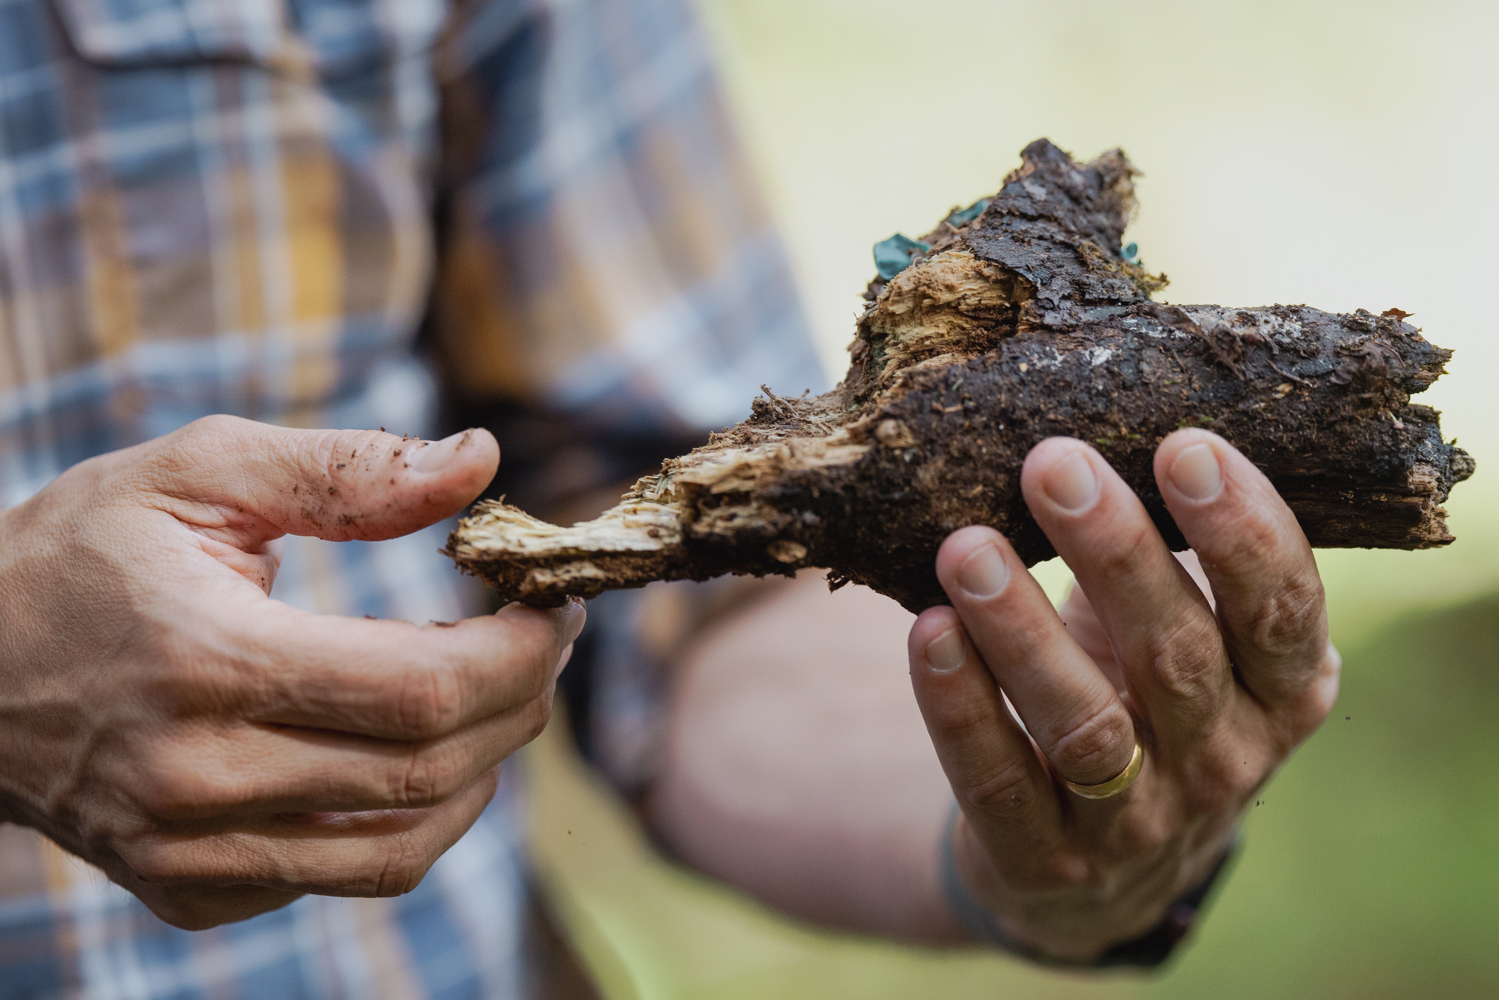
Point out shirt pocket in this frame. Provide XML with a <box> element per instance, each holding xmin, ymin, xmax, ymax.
<box><xmin>49</xmin><ymin>0</ymin><xmax>289</xmax><ymax>67</ymax></box>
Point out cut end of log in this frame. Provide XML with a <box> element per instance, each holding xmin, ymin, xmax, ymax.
<box><xmin>447</xmin><ymin>405</ymin><xmax>873</xmax><ymax>605</ymax></box>
<box><xmin>447</xmin><ymin>497</ymin><xmax>687</xmax><ymax>606</ymax></box>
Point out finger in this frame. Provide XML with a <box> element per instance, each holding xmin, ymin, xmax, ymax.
<box><xmin>119</xmin><ymin>769</ymin><xmax>499</xmax><ymax>898</ymax></box>
<box><xmin>1021</xmin><ymin>438</ymin><xmax>1236</xmax><ymax>746</ymax></box>
<box><xmin>1058</xmin><ymin>552</ymin><xmax>1215</xmax><ymax>694</ymax></box>
<box><xmin>137</xmin><ymin>414</ymin><xmax>499</xmax><ymax>547</ymax></box>
<box><xmin>127</xmin><ymin>696</ymin><xmax>553</xmax><ymax>819</ymax></box>
<box><xmin>216</xmin><ymin>600</ymin><xmax>585</xmax><ymax>740</ymax></box>
<box><xmin>1056</xmin><ymin>581</ymin><xmax>1124</xmax><ymax>692</ymax></box>
<box><xmin>908</xmin><ymin>606</ymin><xmax>1057</xmax><ymax>842</ymax></box>
<box><xmin>1067</xmin><ymin>551</ymin><xmax>1217</xmax><ymax>701</ymax></box>
<box><xmin>934</xmin><ymin>526</ymin><xmax>1138</xmax><ymax>789</ymax></box>
<box><xmin>1154</xmin><ymin>429</ymin><xmax>1335</xmax><ymax>717</ymax></box>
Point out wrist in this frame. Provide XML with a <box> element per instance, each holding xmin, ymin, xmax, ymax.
<box><xmin>1088</xmin><ymin>841</ymin><xmax>1240</xmax><ymax>968</ymax></box>
<box><xmin>939</xmin><ymin>803</ymin><xmax>1240</xmax><ymax>967</ymax></box>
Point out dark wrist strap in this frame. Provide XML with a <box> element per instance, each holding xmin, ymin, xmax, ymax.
<box><xmin>939</xmin><ymin>802</ymin><xmax>1240</xmax><ymax>968</ymax></box>
<box><xmin>939</xmin><ymin>802</ymin><xmax>1013</xmax><ymax>946</ymax></box>
<box><xmin>1091</xmin><ymin>840</ymin><xmax>1239</xmax><ymax>968</ymax></box>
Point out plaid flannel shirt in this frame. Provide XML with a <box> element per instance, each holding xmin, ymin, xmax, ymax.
<box><xmin>0</xmin><ymin>0</ymin><xmax>825</xmax><ymax>995</ymax></box>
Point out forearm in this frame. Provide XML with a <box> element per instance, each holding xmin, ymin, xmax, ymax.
<box><xmin>644</xmin><ymin>575</ymin><xmax>965</xmax><ymax>942</ymax></box>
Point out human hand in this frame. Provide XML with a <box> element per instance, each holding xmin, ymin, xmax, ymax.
<box><xmin>908</xmin><ymin>430</ymin><xmax>1339</xmax><ymax>961</ymax></box>
<box><xmin>0</xmin><ymin>416</ymin><xmax>582</xmax><ymax>929</ymax></box>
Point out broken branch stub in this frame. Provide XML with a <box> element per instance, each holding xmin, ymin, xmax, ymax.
<box><xmin>447</xmin><ymin>139</ymin><xmax>1475</xmax><ymax>614</ymax></box>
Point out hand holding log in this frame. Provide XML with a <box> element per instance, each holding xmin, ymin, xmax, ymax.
<box><xmin>448</xmin><ymin>139</ymin><xmax>1473</xmax><ymax>613</ymax></box>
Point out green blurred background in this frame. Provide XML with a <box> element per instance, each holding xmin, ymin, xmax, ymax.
<box><xmin>527</xmin><ymin>2</ymin><xmax>1499</xmax><ymax>997</ymax></box>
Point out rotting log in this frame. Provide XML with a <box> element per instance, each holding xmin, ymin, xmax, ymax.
<box><xmin>447</xmin><ymin>139</ymin><xmax>1475</xmax><ymax>614</ymax></box>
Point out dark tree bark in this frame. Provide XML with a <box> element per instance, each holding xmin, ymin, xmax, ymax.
<box><xmin>448</xmin><ymin>139</ymin><xmax>1474</xmax><ymax>614</ymax></box>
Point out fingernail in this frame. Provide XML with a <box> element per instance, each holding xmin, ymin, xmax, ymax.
<box><xmin>1042</xmin><ymin>451</ymin><xmax>1099</xmax><ymax>512</ymax></box>
<box><xmin>408</xmin><ymin>430</ymin><xmax>472</xmax><ymax>473</ymax></box>
<box><xmin>926</xmin><ymin>628</ymin><xmax>966</xmax><ymax>674</ymax></box>
<box><xmin>1169</xmin><ymin>443</ymin><xmax>1223</xmax><ymax>502</ymax></box>
<box><xmin>558</xmin><ymin>598</ymin><xmax>587</xmax><ymax>645</ymax></box>
<box><xmin>957</xmin><ymin>543</ymin><xmax>1010</xmax><ymax>599</ymax></box>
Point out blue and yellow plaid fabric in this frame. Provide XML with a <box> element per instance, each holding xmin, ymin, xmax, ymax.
<box><xmin>0</xmin><ymin>0</ymin><xmax>824</xmax><ymax>995</ymax></box>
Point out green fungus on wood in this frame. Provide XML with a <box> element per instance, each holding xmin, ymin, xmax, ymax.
<box><xmin>945</xmin><ymin>198</ymin><xmax>991</xmax><ymax>228</ymax></box>
<box><xmin>873</xmin><ymin>233</ymin><xmax>931</xmax><ymax>280</ymax></box>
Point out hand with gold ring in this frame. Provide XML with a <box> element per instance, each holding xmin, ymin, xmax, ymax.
<box><xmin>907</xmin><ymin>429</ymin><xmax>1341</xmax><ymax>963</ymax></box>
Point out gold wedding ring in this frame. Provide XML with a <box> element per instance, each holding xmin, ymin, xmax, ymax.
<box><xmin>1062</xmin><ymin>742</ymin><xmax>1144</xmax><ymax>800</ymax></box>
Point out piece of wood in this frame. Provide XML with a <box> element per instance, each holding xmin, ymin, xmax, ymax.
<box><xmin>447</xmin><ymin>139</ymin><xmax>1474</xmax><ymax>613</ymax></box>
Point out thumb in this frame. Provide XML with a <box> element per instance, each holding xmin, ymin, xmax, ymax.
<box><xmin>140</xmin><ymin>415</ymin><xmax>499</xmax><ymax>544</ymax></box>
